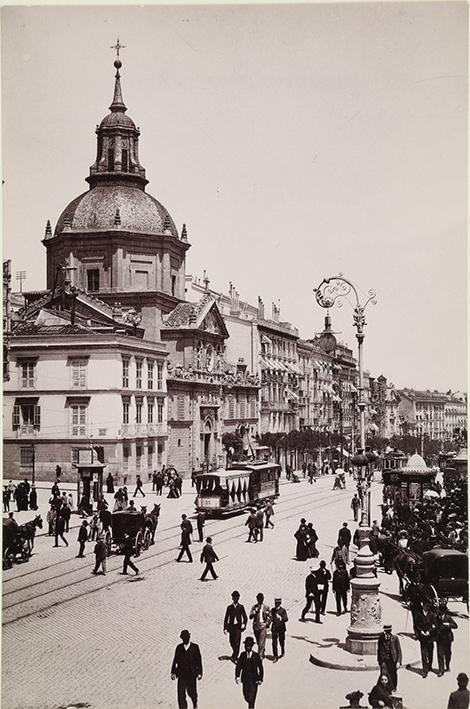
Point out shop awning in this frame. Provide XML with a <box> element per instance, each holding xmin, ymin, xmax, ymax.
<box><xmin>260</xmin><ymin>357</ymin><xmax>274</xmax><ymax>370</ymax></box>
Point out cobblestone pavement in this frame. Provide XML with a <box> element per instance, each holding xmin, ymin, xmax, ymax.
<box><xmin>2</xmin><ymin>475</ymin><xmax>469</xmax><ymax>709</ymax></box>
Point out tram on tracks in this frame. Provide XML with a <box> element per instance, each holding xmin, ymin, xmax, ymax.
<box><xmin>381</xmin><ymin>449</ymin><xmax>408</xmax><ymax>485</ymax></box>
<box><xmin>194</xmin><ymin>461</ymin><xmax>281</xmax><ymax>517</ymax></box>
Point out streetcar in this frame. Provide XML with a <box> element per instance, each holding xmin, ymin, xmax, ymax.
<box><xmin>194</xmin><ymin>461</ymin><xmax>281</xmax><ymax>516</ymax></box>
<box><xmin>381</xmin><ymin>449</ymin><xmax>408</xmax><ymax>485</ymax></box>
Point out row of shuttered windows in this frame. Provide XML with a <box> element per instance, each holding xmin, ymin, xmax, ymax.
<box><xmin>122</xmin><ymin>358</ymin><xmax>163</xmax><ymax>390</ymax></box>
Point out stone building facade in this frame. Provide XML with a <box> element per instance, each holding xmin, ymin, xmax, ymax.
<box><xmin>369</xmin><ymin>375</ymin><xmax>400</xmax><ymax>439</ymax></box>
<box><xmin>161</xmin><ymin>293</ymin><xmax>259</xmax><ymax>472</ymax></box>
<box><xmin>399</xmin><ymin>388</ymin><xmax>467</xmax><ymax>442</ymax></box>
<box><xmin>3</xmin><ymin>285</ymin><xmax>168</xmax><ymax>482</ymax></box>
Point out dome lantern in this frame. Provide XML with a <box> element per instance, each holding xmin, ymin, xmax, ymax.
<box><xmin>87</xmin><ymin>46</ymin><xmax>148</xmax><ymax>190</ymax></box>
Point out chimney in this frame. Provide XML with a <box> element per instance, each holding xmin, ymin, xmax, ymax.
<box><xmin>230</xmin><ymin>284</ymin><xmax>240</xmax><ymax>316</ymax></box>
<box><xmin>257</xmin><ymin>296</ymin><xmax>264</xmax><ymax>320</ymax></box>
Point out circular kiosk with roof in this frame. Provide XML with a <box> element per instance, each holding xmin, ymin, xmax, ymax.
<box><xmin>396</xmin><ymin>452</ymin><xmax>436</xmax><ymax>506</ymax></box>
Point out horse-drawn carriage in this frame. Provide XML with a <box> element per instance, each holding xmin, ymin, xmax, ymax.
<box><xmin>104</xmin><ymin>505</ymin><xmax>160</xmax><ymax>556</ymax></box>
<box><xmin>421</xmin><ymin>548</ymin><xmax>468</xmax><ymax>603</ymax></box>
<box><xmin>2</xmin><ymin>514</ymin><xmax>43</xmax><ymax>569</ymax></box>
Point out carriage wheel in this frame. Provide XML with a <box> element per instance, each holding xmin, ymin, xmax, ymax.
<box><xmin>143</xmin><ymin>528</ymin><xmax>151</xmax><ymax>551</ymax></box>
<box><xmin>20</xmin><ymin>539</ymin><xmax>31</xmax><ymax>562</ymax></box>
<box><xmin>135</xmin><ymin>531</ymin><xmax>143</xmax><ymax>557</ymax></box>
<box><xmin>3</xmin><ymin>548</ymin><xmax>14</xmax><ymax>570</ymax></box>
<box><xmin>429</xmin><ymin>585</ymin><xmax>440</xmax><ymax>608</ymax></box>
<box><xmin>105</xmin><ymin>530</ymin><xmax>112</xmax><ymax>555</ymax></box>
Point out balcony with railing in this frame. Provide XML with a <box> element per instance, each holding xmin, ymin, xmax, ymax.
<box><xmin>16</xmin><ymin>425</ymin><xmax>39</xmax><ymax>438</ymax></box>
<box><xmin>121</xmin><ymin>423</ymin><xmax>167</xmax><ymax>438</ymax></box>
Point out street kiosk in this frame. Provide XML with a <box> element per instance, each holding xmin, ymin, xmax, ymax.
<box><xmin>73</xmin><ymin>451</ymin><xmax>105</xmax><ymax>513</ymax></box>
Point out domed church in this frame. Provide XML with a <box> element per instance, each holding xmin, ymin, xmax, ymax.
<box><xmin>43</xmin><ymin>55</ymin><xmax>189</xmax><ymax>342</ymax></box>
<box><xmin>4</xmin><ymin>52</ymin><xmax>260</xmax><ymax>483</ymax></box>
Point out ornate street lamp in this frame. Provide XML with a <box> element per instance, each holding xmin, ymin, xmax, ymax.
<box><xmin>314</xmin><ymin>275</ymin><xmax>381</xmax><ymax>656</ymax></box>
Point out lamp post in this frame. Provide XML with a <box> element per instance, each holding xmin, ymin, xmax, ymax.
<box><xmin>314</xmin><ymin>275</ymin><xmax>381</xmax><ymax>656</ymax></box>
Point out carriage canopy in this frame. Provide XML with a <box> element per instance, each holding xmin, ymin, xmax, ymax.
<box><xmin>421</xmin><ymin>549</ymin><xmax>468</xmax><ymax>581</ymax></box>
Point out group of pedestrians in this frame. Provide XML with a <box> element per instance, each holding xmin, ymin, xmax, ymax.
<box><xmin>223</xmin><ymin>589</ymin><xmax>289</xmax><ymax>664</ymax></box>
<box><xmin>244</xmin><ymin>501</ymin><xmax>274</xmax><ymax>543</ymax></box>
<box><xmin>174</xmin><ymin>512</ymin><xmax>218</xmax><ymax>581</ymax></box>
<box><xmin>171</xmin><ymin>590</ymin><xmax>289</xmax><ymax>709</ymax></box>
<box><xmin>46</xmin><ymin>485</ymin><xmax>73</xmax><ymax>548</ymax></box>
<box><xmin>3</xmin><ymin>479</ymin><xmax>38</xmax><ymax>512</ymax></box>
<box><xmin>294</xmin><ymin>518</ymin><xmax>319</xmax><ymax>560</ymax></box>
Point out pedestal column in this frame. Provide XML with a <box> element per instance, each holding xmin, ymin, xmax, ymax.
<box><xmin>345</xmin><ymin>524</ymin><xmax>382</xmax><ymax>655</ymax></box>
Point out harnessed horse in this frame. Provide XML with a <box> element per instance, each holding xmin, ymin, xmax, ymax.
<box><xmin>18</xmin><ymin>514</ymin><xmax>43</xmax><ymax>554</ymax></box>
<box><xmin>144</xmin><ymin>504</ymin><xmax>161</xmax><ymax>544</ymax></box>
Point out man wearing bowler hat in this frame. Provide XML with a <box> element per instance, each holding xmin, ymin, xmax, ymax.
<box><xmin>300</xmin><ymin>566</ymin><xmax>322</xmax><ymax>623</ymax></box>
<box><xmin>235</xmin><ymin>636</ymin><xmax>264</xmax><ymax>709</ymax></box>
<box><xmin>224</xmin><ymin>590</ymin><xmax>248</xmax><ymax>662</ymax></box>
<box><xmin>171</xmin><ymin>629</ymin><xmax>203</xmax><ymax>709</ymax></box>
<box><xmin>377</xmin><ymin>624</ymin><xmax>402</xmax><ymax>691</ymax></box>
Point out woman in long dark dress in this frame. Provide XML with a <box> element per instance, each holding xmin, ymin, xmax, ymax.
<box><xmin>29</xmin><ymin>486</ymin><xmax>38</xmax><ymax>511</ymax></box>
<box><xmin>106</xmin><ymin>473</ymin><xmax>115</xmax><ymax>494</ymax></box>
<box><xmin>295</xmin><ymin>518</ymin><xmax>309</xmax><ymax>560</ymax></box>
<box><xmin>306</xmin><ymin>523</ymin><xmax>319</xmax><ymax>558</ymax></box>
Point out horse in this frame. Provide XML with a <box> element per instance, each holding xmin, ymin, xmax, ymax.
<box><xmin>145</xmin><ymin>504</ymin><xmax>161</xmax><ymax>544</ymax></box>
<box><xmin>18</xmin><ymin>514</ymin><xmax>43</xmax><ymax>554</ymax></box>
<box><xmin>392</xmin><ymin>546</ymin><xmax>423</xmax><ymax>597</ymax></box>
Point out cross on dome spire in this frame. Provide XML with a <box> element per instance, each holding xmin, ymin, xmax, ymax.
<box><xmin>109</xmin><ymin>38</ymin><xmax>126</xmax><ymax>112</ymax></box>
<box><xmin>111</xmin><ymin>38</ymin><xmax>126</xmax><ymax>61</ymax></box>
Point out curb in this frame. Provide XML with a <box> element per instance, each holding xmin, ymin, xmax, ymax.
<box><xmin>309</xmin><ymin>653</ymin><xmax>422</xmax><ymax>672</ymax></box>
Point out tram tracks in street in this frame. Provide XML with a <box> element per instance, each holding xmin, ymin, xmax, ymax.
<box><xmin>3</xmin><ymin>482</ymin><xmax>357</xmax><ymax>625</ymax></box>
<box><xmin>3</xmin><ymin>481</ymin><xmax>348</xmax><ymax>589</ymax></box>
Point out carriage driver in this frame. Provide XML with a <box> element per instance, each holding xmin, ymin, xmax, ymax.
<box><xmin>5</xmin><ymin>512</ymin><xmax>19</xmax><ymax>533</ymax></box>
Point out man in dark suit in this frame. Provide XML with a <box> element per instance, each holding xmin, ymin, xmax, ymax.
<box><xmin>337</xmin><ymin>522</ymin><xmax>352</xmax><ymax>549</ymax></box>
<box><xmin>300</xmin><ymin>566</ymin><xmax>322</xmax><ymax>623</ymax></box>
<box><xmin>176</xmin><ymin>514</ymin><xmax>193</xmax><ymax>562</ymax></box>
<box><xmin>315</xmin><ymin>560</ymin><xmax>332</xmax><ymax>615</ymax></box>
<box><xmin>416</xmin><ymin>602</ymin><xmax>438</xmax><ymax>678</ymax></box>
<box><xmin>196</xmin><ymin>511</ymin><xmax>206</xmax><ymax>543</ymax></box>
<box><xmin>270</xmin><ymin>598</ymin><xmax>288</xmax><ymax>661</ymax></box>
<box><xmin>235</xmin><ymin>636</ymin><xmax>263</xmax><ymax>709</ymax></box>
<box><xmin>171</xmin><ymin>629</ymin><xmax>203</xmax><ymax>709</ymax></box>
<box><xmin>224</xmin><ymin>590</ymin><xmax>248</xmax><ymax>662</ymax></box>
<box><xmin>199</xmin><ymin>537</ymin><xmax>219</xmax><ymax>580</ymax></box>
<box><xmin>377</xmin><ymin>624</ymin><xmax>402</xmax><ymax>691</ymax></box>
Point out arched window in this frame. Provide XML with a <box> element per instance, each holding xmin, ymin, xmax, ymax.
<box><xmin>108</xmin><ymin>149</ymin><xmax>115</xmax><ymax>171</ymax></box>
<box><xmin>121</xmin><ymin>149</ymin><xmax>128</xmax><ymax>172</ymax></box>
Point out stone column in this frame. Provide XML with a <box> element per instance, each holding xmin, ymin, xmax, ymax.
<box><xmin>345</xmin><ymin>523</ymin><xmax>382</xmax><ymax>655</ymax></box>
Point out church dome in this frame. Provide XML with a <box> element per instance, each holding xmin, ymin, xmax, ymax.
<box><xmin>54</xmin><ymin>184</ymin><xmax>178</xmax><ymax>236</ymax></box>
<box><xmin>51</xmin><ymin>53</ymin><xmax>180</xmax><ymax>240</ymax></box>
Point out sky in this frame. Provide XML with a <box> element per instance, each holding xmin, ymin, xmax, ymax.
<box><xmin>1</xmin><ymin>3</ymin><xmax>468</xmax><ymax>392</ymax></box>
